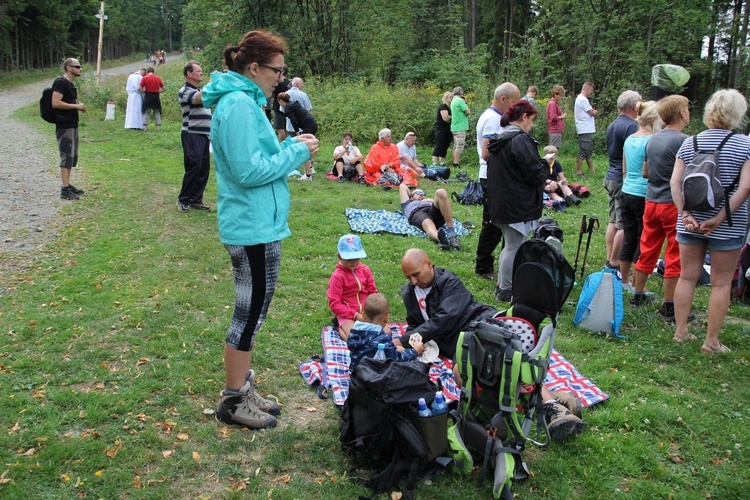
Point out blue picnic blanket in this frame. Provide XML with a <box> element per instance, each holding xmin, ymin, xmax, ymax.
<box><xmin>345</xmin><ymin>208</ymin><xmax>471</xmax><ymax>237</ymax></box>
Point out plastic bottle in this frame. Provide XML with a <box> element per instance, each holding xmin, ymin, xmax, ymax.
<box><xmin>430</xmin><ymin>392</ymin><xmax>448</xmax><ymax>415</ymax></box>
<box><xmin>373</xmin><ymin>343</ymin><xmax>386</xmax><ymax>360</ymax></box>
<box><xmin>417</xmin><ymin>397</ymin><xmax>432</xmax><ymax>418</ymax></box>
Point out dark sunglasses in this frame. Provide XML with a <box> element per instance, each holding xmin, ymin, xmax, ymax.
<box><xmin>70</xmin><ymin>65</ymin><xmax>82</xmax><ymax>69</ymax></box>
<box><xmin>258</xmin><ymin>63</ymin><xmax>284</xmax><ymax>76</ymax></box>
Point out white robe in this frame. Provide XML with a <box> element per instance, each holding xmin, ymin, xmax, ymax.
<box><xmin>124</xmin><ymin>72</ymin><xmax>143</xmax><ymax>129</ymax></box>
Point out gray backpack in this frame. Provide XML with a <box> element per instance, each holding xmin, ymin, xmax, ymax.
<box><xmin>681</xmin><ymin>132</ymin><xmax>740</xmax><ymax>226</ymax></box>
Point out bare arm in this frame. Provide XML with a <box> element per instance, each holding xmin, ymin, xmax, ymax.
<box><xmin>481</xmin><ymin>137</ymin><xmax>490</xmax><ymax>161</ymax></box>
<box><xmin>642</xmin><ymin>160</ymin><xmax>649</xmax><ymax>179</ymax></box>
<box><xmin>52</xmin><ymin>91</ymin><xmax>86</xmax><ymax>112</ymax></box>
<box><xmin>440</xmin><ymin>109</ymin><xmax>451</xmax><ymax>123</ymax></box>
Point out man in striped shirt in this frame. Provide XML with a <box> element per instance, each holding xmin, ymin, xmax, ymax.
<box><xmin>177</xmin><ymin>60</ymin><xmax>212</xmax><ymax>213</ymax></box>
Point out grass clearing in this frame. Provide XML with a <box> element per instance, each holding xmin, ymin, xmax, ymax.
<box><xmin>1</xmin><ymin>72</ymin><xmax>749</xmax><ymax>499</ymax></box>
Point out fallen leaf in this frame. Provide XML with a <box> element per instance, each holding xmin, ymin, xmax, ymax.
<box><xmin>94</xmin><ymin>470</ymin><xmax>103</xmax><ymax>477</ymax></box>
<box><xmin>230</xmin><ymin>479</ymin><xmax>247</xmax><ymax>491</ymax></box>
<box><xmin>202</xmin><ymin>408</ymin><xmax>215</xmax><ymax>415</ymax></box>
<box><xmin>305</xmin><ymin>407</ymin><xmax>317</xmax><ymax>412</ymax></box>
<box><xmin>133</xmin><ymin>475</ymin><xmax>142</xmax><ymax>488</ymax></box>
<box><xmin>22</xmin><ymin>448</ymin><xmax>36</xmax><ymax>457</ymax></box>
<box><xmin>0</xmin><ymin>470</ymin><xmax>10</xmax><ymax>485</ymax></box>
<box><xmin>255</xmin><ymin>467</ymin><xmax>261</xmax><ymax>476</ymax></box>
<box><xmin>192</xmin><ymin>451</ymin><xmax>200</xmax><ymax>461</ymax></box>
<box><xmin>9</xmin><ymin>421</ymin><xmax>20</xmax><ymax>433</ymax></box>
<box><xmin>105</xmin><ymin>439</ymin><xmax>121</xmax><ymax>459</ymax></box>
<box><xmin>147</xmin><ymin>477</ymin><xmax>167</xmax><ymax>486</ymax></box>
<box><xmin>711</xmin><ymin>457</ymin><xmax>725</xmax><ymax>465</ymax></box>
<box><xmin>136</xmin><ymin>357</ymin><xmax>150</xmax><ymax>366</ymax></box>
<box><xmin>177</xmin><ymin>433</ymin><xmax>189</xmax><ymax>441</ymax></box>
<box><xmin>61</xmin><ymin>474</ymin><xmax>71</xmax><ymax>483</ymax></box>
<box><xmin>162</xmin><ymin>450</ymin><xmax>174</xmax><ymax>458</ymax></box>
<box><xmin>273</xmin><ymin>474</ymin><xmax>291</xmax><ymax>483</ymax></box>
<box><xmin>95</xmin><ymin>382</ymin><xmax>105</xmax><ymax>390</ymax></box>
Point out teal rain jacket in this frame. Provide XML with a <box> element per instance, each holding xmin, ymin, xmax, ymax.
<box><xmin>202</xmin><ymin>71</ymin><xmax>310</xmax><ymax>246</ymax></box>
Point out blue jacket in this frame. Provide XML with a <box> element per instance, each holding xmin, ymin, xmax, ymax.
<box><xmin>347</xmin><ymin>321</ymin><xmax>419</xmax><ymax>371</ymax></box>
<box><xmin>202</xmin><ymin>71</ymin><xmax>310</xmax><ymax>245</ymax></box>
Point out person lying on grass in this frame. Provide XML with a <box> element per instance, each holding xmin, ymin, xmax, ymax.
<box><xmin>399</xmin><ymin>183</ymin><xmax>462</xmax><ymax>250</ymax></box>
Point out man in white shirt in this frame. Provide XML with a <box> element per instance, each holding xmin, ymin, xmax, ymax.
<box><xmin>474</xmin><ymin>82</ymin><xmax>520</xmax><ymax>279</ymax></box>
<box><xmin>574</xmin><ymin>81</ymin><xmax>598</xmax><ymax>176</ymax></box>
<box><xmin>397</xmin><ymin>132</ymin><xmax>425</xmax><ymax>178</ymax></box>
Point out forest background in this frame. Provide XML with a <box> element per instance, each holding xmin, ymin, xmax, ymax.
<box><xmin>3</xmin><ymin>0</ymin><xmax>750</xmax><ymax>125</ymax></box>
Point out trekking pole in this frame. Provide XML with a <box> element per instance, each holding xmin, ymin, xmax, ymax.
<box><xmin>580</xmin><ymin>215</ymin><xmax>600</xmax><ymax>279</ymax></box>
<box><xmin>572</xmin><ymin>214</ymin><xmax>587</xmax><ymax>277</ymax></box>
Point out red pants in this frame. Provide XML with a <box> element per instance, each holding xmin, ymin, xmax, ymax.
<box><xmin>634</xmin><ymin>201</ymin><xmax>680</xmax><ymax>278</ymax></box>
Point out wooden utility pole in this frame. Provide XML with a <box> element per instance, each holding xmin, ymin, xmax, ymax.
<box><xmin>96</xmin><ymin>2</ymin><xmax>105</xmax><ymax>84</ymax></box>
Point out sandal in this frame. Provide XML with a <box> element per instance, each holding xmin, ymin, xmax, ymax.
<box><xmin>673</xmin><ymin>334</ymin><xmax>697</xmax><ymax>343</ymax></box>
<box><xmin>701</xmin><ymin>342</ymin><xmax>731</xmax><ymax>354</ymax></box>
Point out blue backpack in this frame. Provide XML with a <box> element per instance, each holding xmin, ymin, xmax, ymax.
<box><xmin>573</xmin><ymin>268</ymin><xmax>625</xmax><ymax>338</ymax></box>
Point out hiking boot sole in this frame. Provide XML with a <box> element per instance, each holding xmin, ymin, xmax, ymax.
<box><xmin>548</xmin><ymin>419</ymin><xmax>587</xmax><ymax>442</ymax></box>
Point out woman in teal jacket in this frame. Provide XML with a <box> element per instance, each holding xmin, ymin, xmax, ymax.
<box><xmin>202</xmin><ymin>30</ymin><xmax>319</xmax><ymax>430</ymax></box>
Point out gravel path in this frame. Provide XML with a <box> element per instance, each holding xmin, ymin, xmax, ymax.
<box><xmin>0</xmin><ymin>57</ymin><xmax>179</xmax><ymax>287</ymax></box>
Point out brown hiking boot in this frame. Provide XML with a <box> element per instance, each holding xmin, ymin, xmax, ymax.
<box><xmin>552</xmin><ymin>391</ymin><xmax>583</xmax><ymax>419</ymax></box>
<box><xmin>216</xmin><ymin>384</ymin><xmax>277</xmax><ymax>429</ymax></box>
<box><xmin>245</xmin><ymin>370</ymin><xmax>281</xmax><ymax>415</ymax></box>
<box><xmin>543</xmin><ymin>401</ymin><xmax>586</xmax><ymax>442</ymax></box>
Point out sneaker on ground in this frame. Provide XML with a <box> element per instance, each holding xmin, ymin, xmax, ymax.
<box><xmin>216</xmin><ymin>384</ymin><xmax>277</xmax><ymax>429</ymax></box>
<box><xmin>337</xmin><ymin>175</ymin><xmax>345</xmax><ymax>183</ymax></box>
<box><xmin>358</xmin><ymin>175</ymin><xmax>367</xmax><ymax>185</ymax></box>
<box><xmin>68</xmin><ymin>184</ymin><xmax>85</xmax><ymax>195</ymax></box>
<box><xmin>437</xmin><ymin>227</ymin><xmax>449</xmax><ymax>247</ymax></box>
<box><xmin>494</xmin><ymin>286</ymin><xmax>512</xmax><ymax>303</ymax></box>
<box><xmin>630</xmin><ymin>293</ymin><xmax>656</xmax><ymax>307</ymax></box>
<box><xmin>176</xmin><ymin>201</ymin><xmax>190</xmax><ymax>213</ymax></box>
<box><xmin>298</xmin><ymin>174</ymin><xmax>313</xmax><ymax>181</ymax></box>
<box><xmin>448</xmin><ymin>235</ymin><xmax>462</xmax><ymax>250</ymax></box>
<box><xmin>61</xmin><ymin>186</ymin><xmax>80</xmax><ymax>200</ymax></box>
<box><xmin>476</xmin><ymin>270</ymin><xmax>498</xmax><ymax>281</ymax></box>
<box><xmin>245</xmin><ymin>369</ymin><xmax>281</xmax><ymax>415</ymax></box>
<box><xmin>657</xmin><ymin>303</ymin><xmax>696</xmax><ymax>323</ymax></box>
<box><xmin>551</xmin><ymin>391</ymin><xmax>583</xmax><ymax>419</ymax></box>
<box><xmin>309</xmin><ymin>167</ymin><xmax>316</xmax><ymax>175</ymax></box>
<box><xmin>543</xmin><ymin>401</ymin><xmax>586</xmax><ymax>441</ymax></box>
<box><xmin>190</xmin><ymin>202</ymin><xmax>211</xmax><ymax>211</ymax></box>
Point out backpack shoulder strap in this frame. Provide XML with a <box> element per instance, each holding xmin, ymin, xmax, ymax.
<box><xmin>692</xmin><ymin>134</ymin><xmax>699</xmax><ymax>153</ymax></box>
<box><xmin>715</xmin><ymin>131</ymin><xmax>735</xmax><ymax>152</ymax></box>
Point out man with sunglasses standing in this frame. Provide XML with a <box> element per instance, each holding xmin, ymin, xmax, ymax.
<box><xmin>51</xmin><ymin>58</ymin><xmax>87</xmax><ymax>200</ymax></box>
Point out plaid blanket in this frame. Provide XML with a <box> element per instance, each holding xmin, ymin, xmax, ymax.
<box><xmin>299</xmin><ymin>325</ymin><xmax>460</xmax><ymax>406</ymax></box>
<box><xmin>299</xmin><ymin>325</ymin><xmax>608</xmax><ymax>408</ymax></box>
<box><xmin>345</xmin><ymin>207</ymin><xmax>471</xmax><ymax>238</ymax></box>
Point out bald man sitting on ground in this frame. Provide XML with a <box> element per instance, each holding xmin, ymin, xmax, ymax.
<box><xmin>395</xmin><ymin>248</ymin><xmax>587</xmax><ymax>441</ymax></box>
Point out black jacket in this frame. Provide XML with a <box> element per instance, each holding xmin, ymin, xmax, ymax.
<box><xmin>283</xmin><ymin>100</ymin><xmax>318</xmax><ymax>135</ymax></box>
<box><xmin>486</xmin><ymin>125</ymin><xmax>547</xmax><ymax>224</ymax></box>
<box><xmin>398</xmin><ymin>267</ymin><xmax>497</xmax><ymax>358</ymax></box>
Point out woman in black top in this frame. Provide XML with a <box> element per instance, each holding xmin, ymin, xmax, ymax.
<box><xmin>486</xmin><ymin>100</ymin><xmax>547</xmax><ymax>301</ymax></box>
<box><xmin>431</xmin><ymin>91</ymin><xmax>453</xmax><ymax>166</ymax></box>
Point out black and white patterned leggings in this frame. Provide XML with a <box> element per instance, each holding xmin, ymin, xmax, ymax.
<box><xmin>224</xmin><ymin>242</ymin><xmax>281</xmax><ymax>351</ymax></box>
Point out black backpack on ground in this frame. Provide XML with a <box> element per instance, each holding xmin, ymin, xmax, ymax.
<box><xmin>533</xmin><ymin>218</ymin><xmax>564</xmax><ymax>243</ymax></box>
<box><xmin>340</xmin><ymin>358</ymin><xmax>449</xmax><ymax>498</ymax></box>
<box><xmin>452</xmin><ymin>180</ymin><xmax>484</xmax><ymax>205</ymax></box>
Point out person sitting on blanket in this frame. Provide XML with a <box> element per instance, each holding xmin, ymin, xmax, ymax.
<box><xmin>395</xmin><ymin>248</ymin><xmax>587</xmax><ymax>440</ymax></box>
<box><xmin>364</xmin><ymin>128</ymin><xmax>404</xmax><ymax>178</ymax></box>
<box><xmin>328</xmin><ymin>234</ymin><xmax>378</xmax><ymax>341</ymax></box>
<box><xmin>397</xmin><ymin>131</ymin><xmax>426</xmax><ymax>178</ymax></box>
<box><xmin>543</xmin><ymin>145</ymin><xmax>582</xmax><ymax>208</ymax></box>
<box><xmin>399</xmin><ymin>183</ymin><xmax>462</xmax><ymax>250</ymax></box>
<box><xmin>347</xmin><ymin>293</ymin><xmax>425</xmax><ymax>371</ymax></box>
<box><xmin>332</xmin><ymin>132</ymin><xmax>366</xmax><ymax>184</ymax></box>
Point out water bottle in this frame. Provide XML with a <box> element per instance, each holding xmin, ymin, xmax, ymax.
<box><xmin>373</xmin><ymin>343</ymin><xmax>386</xmax><ymax>360</ymax></box>
<box><xmin>430</xmin><ymin>392</ymin><xmax>448</xmax><ymax>415</ymax></box>
<box><xmin>417</xmin><ymin>397</ymin><xmax>432</xmax><ymax>418</ymax></box>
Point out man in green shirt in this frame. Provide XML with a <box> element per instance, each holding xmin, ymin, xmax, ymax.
<box><xmin>449</xmin><ymin>86</ymin><xmax>471</xmax><ymax>168</ymax></box>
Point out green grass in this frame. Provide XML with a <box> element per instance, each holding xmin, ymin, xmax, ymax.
<box><xmin>1</xmin><ymin>75</ymin><xmax>749</xmax><ymax>499</ymax></box>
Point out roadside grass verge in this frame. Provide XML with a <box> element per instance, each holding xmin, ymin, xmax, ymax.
<box><xmin>1</xmin><ymin>78</ymin><xmax>749</xmax><ymax>498</ymax></box>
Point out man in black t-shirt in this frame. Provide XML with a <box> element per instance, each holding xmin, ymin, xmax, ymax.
<box><xmin>51</xmin><ymin>58</ymin><xmax>87</xmax><ymax>200</ymax></box>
